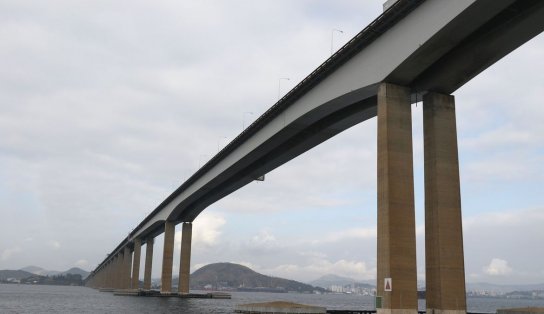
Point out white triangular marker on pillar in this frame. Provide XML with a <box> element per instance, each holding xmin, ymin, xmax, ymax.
<box><xmin>384</xmin><ymin>277</ymin><xmax>392</xmax><ymax>291</ymax></box>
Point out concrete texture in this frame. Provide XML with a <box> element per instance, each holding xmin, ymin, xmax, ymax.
<box><xmin>143</xmin><ymin>238</ymin><xmax>154</xmax><ymax>290</ymax></box>
<box><xmin>424</xmin><ymin>92</ymin><xmax>466</xmax><ymax>313</ymax></box>
<box><xmin>161</xmin><ymin>221</ymin><xmax>175</xmax><ymax>293</ymax></box>
<box><xmin>115</xmin><ymin>254</ymin><xmax>123</xmax><ymax>289</ymax></box>
<box><xmin>178</xmin><ymin>222</ymin><xmax>192</xmax><ymax>294</ymax></box>
<box><xmin>106</xmin><ymin>260</ymin><xmax>113</xmax><ymax>288</ymax></box>
<box><xmin>376</xmin><ymin>83</ymin><xmax>417</xmax><ymax>314</ymax></box>
<box><xmin>131</xmin><ymin>238</ymin><xmax>142</xmax><ymax>289</ymax></box>
<box><xmin>123</xmin><ymin>246</ymin><xmax>132</xmax><ymax>289</ymax></box>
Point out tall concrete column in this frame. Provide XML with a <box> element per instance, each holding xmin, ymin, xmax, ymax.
<box><xmin>131</xmin><ymin>238</ymin><xmax>142</xmax><ymax>289</ymax></box>
<box><xmin>123</xmin><ymin>246</ymin><xmax>132</xmax><ymax>289</ymax></box>
<box><xmin>99</xmin><ymin>268</ymin><xmax>105</xmax><ymax>288</ymax></box>
<box><xmin>423</xmin><ymin>92</ymin><xmax>466</xmax><ymax>314</ymax></box>
<box><xmin>106</xmin><ymin>260</ymin><xmax>113</xmax><ymax>288</ymax></box>
<box><xmin>115</xmin><ymin>253</ymin><xmax>123</xmax><ymax>289</ymax></box>
<box><xmin>377</xmin><ymin>83</ymin><xmax>418</xmax><ymax>314</ymax></box>
<box><xmin>143</xmin><ymin>238</ymin><xmax>154</xmax><ymax>290</ymax></box>
<box><xmin>161</xmin><ymin>221</ymin><xmax>175</xmax><ymax>293</ymax></box>
<box><xmin>178</xmin><ymin>222</ymin><xmax>193</xmax><ymax>294</ymax></box>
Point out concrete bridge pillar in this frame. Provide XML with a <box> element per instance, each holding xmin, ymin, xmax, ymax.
<box><xmin>131</xmin><ymin>238</ymin><xmax>142</xmax><ymax>289</ymax></box>
<box><xmin>376</xmin><ymin>82</ymin><xmax>418</xmax><ymax>314</ymax></box>
<box><xmin>423</xmin><ymin>92</ymin><xmax>466</xmax><ymax>314</ymax></box>
<box><xmin>106</xmin><ymin>260</ymin><xmax>113</xmax><ymax>288</ymax></box>
<box><xmin>143</xmin><ymin>238</ymin><xmax>154</xmax><ymax>290</ymax></box>
<box><xmin>115</xmin><ymin>253</ymin><xmax>123</xmax><ymax>289</ymax></box>
<box><xmin>178</xmin><ymin>222</ymin><xmax>192</xmax><ymax>294</ymax></box>
<box><xmin>99</xmin><ymin>268</ymin><xmax>104</xmax><ymax>288</ymax></box>
<box><xmin>123</xmin><ymin>246</ymin><xmax>132</xmax><ymax>289</ymax></box>
<box><xmin>161</xmin><ymin>221</ymin><xmax>175</xmax><ymax>293</ymax></box>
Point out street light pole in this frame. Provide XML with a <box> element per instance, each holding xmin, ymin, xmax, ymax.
<box><xmin>217</xmin><ymin>136</ymin><xmax>228</xmax><ymax>152</ymax></box>
<box><xmin>331</xmin><ymin>28</ymin><xmax>344</xmax><ymax>55</ymax></box>
<box><xmin>242</xmin><ymin>111</ymin><xmax>254</xmax><ymax>130</ymax></box>
<box><xmin>198</xmin><ymin>154</ymin><xmax>208</xmax><ymax>168</ymax></box>
<box><xmin>278</xmin><ymin>77</ymin><xmax>290</xmax><ymax>101</ymax></box>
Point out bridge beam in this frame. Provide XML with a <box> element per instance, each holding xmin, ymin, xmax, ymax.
<box><xmin>143</xmin><ymin>238</ymin><xmax>154</xmax><ymax>290</ymax></box>
<box><xmin>161</xmin><ymin>221</ymin><xmax>175</xmax><ymax>293</ymax></box>
<box><xmin>423</xmin><ymin>92</ymin><xmax>466</xmax><ymax>314</ymax></box>
<box><xmin>376</xmin><ymin>82</ymin><xmax>418</xmax><ymax>314</ymax></box>
<box><xmin>178</xmin><ymin>222</ymin><xmax>193</xmax><ymax>294</ymax></box>
<box><xmin>131</xmin><ymin>238</ymin><xmax>142</xmax><ymax>289</ymax></box>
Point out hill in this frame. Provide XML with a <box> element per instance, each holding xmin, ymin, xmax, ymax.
<box><xmin>0</xmin><ymin>269</ymin><xmax>35</xmax><ymax>281</ymax></box>
<box><xmin>310</xmin><ymin>274</ymin><xmax>375</xmax><ymax>289</ymax></box>
<box><xmin>20</xmin><ymin>266</ymin><xmax>89</xmax><ymax>279</ymax></box>
<box><xmin>466</xmin><ymin>282</ymin><xmax>544</xmax><ymax>293</ymax></box>
<box><xmin>60</xmin><ymin>267</ymin><xmax>90</xmax><ymax>278</ymax></box>
<box><xmin>190</xmin><ymin>262</ymin><xmax>325</xmax><ymax>293</ymax></box>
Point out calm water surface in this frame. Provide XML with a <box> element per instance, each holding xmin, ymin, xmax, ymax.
<box><xmin>1</xmin><ymin>284</ymin><xmax>543</xmax><ymax>314</ymax></box>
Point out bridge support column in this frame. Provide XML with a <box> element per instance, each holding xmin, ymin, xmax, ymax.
<box><xmin>131</xmin><ymin>238</ymin><xmax>142</xmax><ymax>289</ymax></box>
<box><xmin>98</xmin><ymin>265</ymin><xmax>102</xmax><ymax>288</ymax></box>
<box><xmin>123</xmin><ymin>246</ymin><xmax>132</xmax><ymax>289</ymax></box>
<box><xmin>376</xmin><ymin>83</ymin><xmax>418</xmax><ymax>314</ymax></box>
<box><xmin>144</xmin><ymin>238</ymin><xmax>154</xmax><ymax>290</ymax></box>
<box><xmin>115</xmin><ymin>253</ymin><xmax>123</xmax><ymax>289</ymax></box>
<box><xmin>106</xmin><ymin>260</ymin><xmax>113</xmax><ymax>288</ymax></box>
<box><xmin>178</xmin><ymin>222</ymin><xmax>192</xmax><ymax>294</ymax></box>
<box><xmin>423</xmin><ymin>92</ymin><xmax>466</xmax><ymax>314</ymax></box>
<box><xmin>161</xmin><ymin>221</ymin><xmax>175</xmax><ymax>293</ymax></box>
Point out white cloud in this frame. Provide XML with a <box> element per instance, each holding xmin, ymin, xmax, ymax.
<box><xmin>314</xmin><ymin>227</ymin><xmax>377</xmax><ymax>244</ymax></box>
<box><xmin>48</xmin><ymin>240</ymin><xmax>61</xmax><ymax>250</ymax></box>
<box><xmin>192</xmin><ymin>212</ymin><xmax>226</xmax><ymax>247</ymax></box>
<box><xmin>1</xmin><ymin>246</ymin><xmax>22</xmax><ymax>261</ymax></box>
<box><xmin>259</xmin><ymin>259</ymin><xmax>375</xmax><ymax>282</ymax></box>
<box><xmin>250</xmin><ymin>230</ymin><xmax>278</xmax><ymax>246</ymax></box>
<box><xmin>484</xmin><ymin>258</ymin><xmax>512</xmax><ymax>276</ymax></box>
<box><xmin>74</xmin><ymin>259</ymin><xmax>88</xmax><ymax>268</ymax></box>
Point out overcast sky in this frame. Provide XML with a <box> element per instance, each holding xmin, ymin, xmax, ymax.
<box><xmin>1</xmin><ymin>1</ymin><xmax>543</xmax><ymax>285</ymax></box>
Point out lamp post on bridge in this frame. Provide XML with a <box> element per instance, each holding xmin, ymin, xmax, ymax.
<box><xmin>217</xmin><ymin>136</ymin><xmax>228</xmax><ymax>152</ymax></box>
<box><xmin>242</xmin><ymin>111</ymin><xmax>254</xmax><ymax>130</ymax></box>
<box><xmin>278</xmin><ymin>77</ymin><xmax>290</xmax><ymax>101</ymax></box>
<box><xmin>198</xmin><ymin>154</ymin><xmax>208</xmax><ymax>168</ymax></box>
<box><xmin>331</xmin><ymin>28</ymin><xmax>344</xmax><ymax>55</ymax></box>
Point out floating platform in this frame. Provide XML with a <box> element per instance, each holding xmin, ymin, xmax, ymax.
<box><xmin>235</xmin><ymin>301</ymin><xmax>326</xmax><ymax>314</ymax></box>
<box><xmin>498</xmin><ymin>308</ymin><xmax>544</xmax><ymax>314</ymax></box>
<box><xmin>112</xmin><ymin>289</ymin><xmax>230</xmax><ymax>299</ymax></box>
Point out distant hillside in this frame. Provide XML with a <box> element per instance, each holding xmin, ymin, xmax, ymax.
<box><xmin>466</xmin><ymin>282</ymin><xmax>544</xmax><ymax>293</ymax></box>
<box><xmin>310</xmin><ymin>274</ymin><xmax>375</xmax><ymax>289</ymax></box>
<box><xmin>21</xmin><ymin>265</ymin><xmax>60</xmax><ymax>276</ymax></box>
<box><xmin>190</xmin><ymin>263</ymin><xmax>325</xmax><ymax>293</ymax></box>
<box><xmin>20</xmin><ymin>266</ymin><xmax>89</xmax><ymax>279</ymax></box>
<box><xmin>0</xmin><ymin>270</ymin><xmax>34</xmax><ymax>280</ymax></box>
<box><xmin>60</xmin><ymin>267</ymin><xmax>90</xmax><ymax>279</ymax></box>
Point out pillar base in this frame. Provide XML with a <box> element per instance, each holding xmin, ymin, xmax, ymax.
<box><xmin>378</xmin><ymin>309</ymin><xmax>418</xmax><ymax>314</ymax></box>
<box><xmin>427</xmin><ymin>310</ymin><xmax>466</xmax><ymax>314</ymax></box>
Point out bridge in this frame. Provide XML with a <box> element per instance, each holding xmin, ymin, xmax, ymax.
<box><xmin>85</xmin><ymin>1</ymin><xmax>544</xmax><ymax>313</ymax></box>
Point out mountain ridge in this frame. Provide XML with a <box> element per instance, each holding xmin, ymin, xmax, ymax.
<box><xmin>5</xmin><ymin>266</ymin><xmax>90</xmax><ymax>279</ymax></box>
<box><xmin>190</xmin><ymin>262</ymin><xmax>325</xmax><ymax>293</ymax></box>
<box><xmin>309</xmin><ymin>274</ymin><xmax>375</xmax><ymax>289</ymax></box>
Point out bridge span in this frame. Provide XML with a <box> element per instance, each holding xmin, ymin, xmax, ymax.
<box><xmin>86</xmin><ymin>1</ymin><xmax>544</xmax><ymax>314</ymax></box>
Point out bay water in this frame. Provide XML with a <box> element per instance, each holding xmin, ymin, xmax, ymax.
<box><xmin>1</xmin><ymin>284</ymin><xmax>543</xmax><ymax>314</ymax></box>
